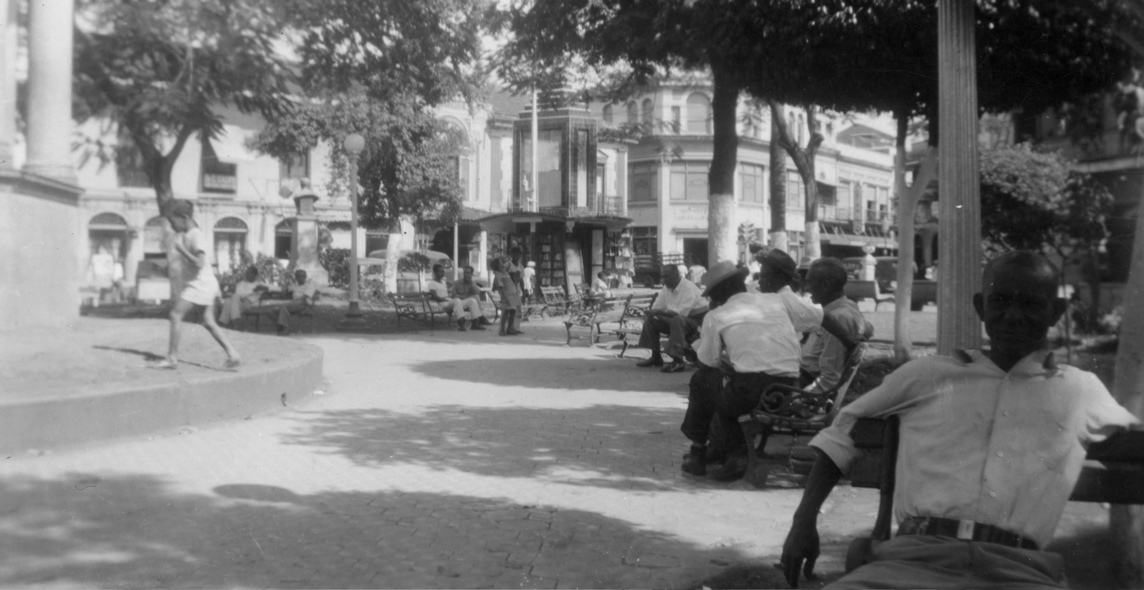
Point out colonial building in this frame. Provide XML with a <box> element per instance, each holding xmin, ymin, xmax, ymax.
<box><xmin>591</xmin><ymin>78</ymin><xmax>898</xmax><ymax>273</ymax></box>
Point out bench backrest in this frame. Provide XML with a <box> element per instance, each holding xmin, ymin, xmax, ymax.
<box><xmin>844</xmin><ymin>280</ymin><xmax>878</xmax><ymax>302</ymax></box>
<box><xmin>591</xmin><ymin>294</ymin><xmax>632</xmax><ymax>325</ymax></box>
<box><xmin>847</xmin><ymin>417</ymin><xmax>1144</xmax><ymax>541</ymax></box>
<box><xmin>616</xmin><ymin>293</ymin><xmax>658</xmax><ymax>329</ymax></box>
<box><xmin>540</xmin><ymin>286</ymin><xmax>568</xmax><ymax>307</ymax></box>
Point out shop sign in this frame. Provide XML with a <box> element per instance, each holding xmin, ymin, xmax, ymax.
<box><xmin>672</xmin><ymin>205</ymin><xmax>707</xmax><ymax>227</ymax></box>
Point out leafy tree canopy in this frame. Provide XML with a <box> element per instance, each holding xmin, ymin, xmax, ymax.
<box><xmin>73</xmin><ymin>0</ymin><xmax>295</xmax><ymax>206</ymax></box>
<box><xmin>282</xmin><ymin>0</ymin><xmax>497</xmax><ymax>106</ymax></box>
<box><xmin>980</xmin><ymin>143</ymin><xmax>1112</xmax><ymax>258</ymax></box>
<box><xmin>251</xmin><ymin>92</ymin><xmax>467</xmax><ymax>230</ymax></box>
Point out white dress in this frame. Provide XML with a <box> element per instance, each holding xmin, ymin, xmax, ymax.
<box><xmin>179</xmin><ymin>227</ymin><xmax>221</xmax><ymax>306</ymax></box>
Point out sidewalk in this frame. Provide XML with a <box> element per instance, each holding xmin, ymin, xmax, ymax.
<box><xmin>0</xmin><ymin>317</ymin><xmax>1116</xmax><ymax>588</ymax></box>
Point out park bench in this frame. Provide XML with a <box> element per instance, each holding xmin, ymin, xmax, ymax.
<box><xmin>842</xmin><ymin>415</ymin><xmax>1144</xmax><ymax>574</ymax></box>
<box><xmin>843</xmin><ymin>280</ymin><xmax>896</xmax><ymax>312</ymax></box>
<box><xmin>737</xmin><ymin>344</ymin><xmax>866</xmax><ymax>488</ymax></box>
<box><xmin>611</xmin><ymin>293</ymin><xmax>661</xmax><ymax>358</ymax></box>
<box><xmin>541</xmin><ymin>285</ymin><xmax>576</xmax><ymax>315</ymax></box>
<box><xmin>564</xmin><ymin>294</ymin><xmax>632</xmax><ymax>346</ymax></box>
<box><xmin>388</xmin><ymin>292</ymin><xmax>450</xmax><ymax>327</ymax></box>
<box><xmin>242</xmin><ymin>289</ymin><xmax>317</xmax><ymax>333</ymax></box>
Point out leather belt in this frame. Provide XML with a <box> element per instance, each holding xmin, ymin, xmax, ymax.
<box><xmin>898</xmin><ymin>516</ymin><xmax>1038</xmax><ymax>551</ymax></box>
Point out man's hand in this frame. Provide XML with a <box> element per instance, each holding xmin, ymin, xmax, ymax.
<box><xmin>779</xmin><ymin>518</ymin><xmax>820</xmax><ymax>588</ymax></box>
<box><xmin>649</xmin><ymin>309</ymin><xmax>678</xmax><ymax>319</ymax></box>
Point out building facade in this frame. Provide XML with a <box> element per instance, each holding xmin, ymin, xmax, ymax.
<box><xmin>592</xmin><ymin>79</ymin><xmax>897</xmax><ymax>273</ymax></box>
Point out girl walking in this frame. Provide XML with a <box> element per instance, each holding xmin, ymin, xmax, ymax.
<box><xmin>151</xmin><ymin>199</ymin><xmax>241</xmax><ymax>369</ymax></box>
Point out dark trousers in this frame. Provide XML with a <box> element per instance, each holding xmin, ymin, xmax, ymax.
<box><xmin>680</xmin><ymin>366</ymin><xmax>798</xmax><ymax>455</ymax></box>
<box><xmin>638</xmin><ymin>313</ymin><xmax>701</xmax><ymax>360</ymax></box>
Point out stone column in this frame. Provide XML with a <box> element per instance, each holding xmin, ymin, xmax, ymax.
<box><xmin>24</xmin><ymin>0</ymin><xmax>76</xmax><ymax>183</ymax></box>
<box><xmin>0</xmin><ymin>0</ymin><xmax>15</xmax><ymax>170</ymax></box>
<box><xmin>936</xmin><ymin>0</ymin><xmax>982</xmax><ymax>353</ymax></box>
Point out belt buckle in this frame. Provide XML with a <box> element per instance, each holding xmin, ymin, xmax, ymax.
<box><xmin>957</xmin><ymin>519</ymin><xmax>976</xmax><ymax>541</ymax></box>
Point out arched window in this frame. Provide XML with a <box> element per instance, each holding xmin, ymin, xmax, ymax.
<box><xmin>275</xmin><ymin>219</ymin><xmax>295</xmax><ymax>260</ymax></box>
<box><xmin>626</xmin><ymin>102</ymin><xmax>638</xmax><ymax>125</ymax></box>
<box><xmin>214</xmin><ymin>217</ymin><xmax>248</xmax><ymax>273</ymax></box>
<box><xmin>686</xmin><ymin>93</ymin><xmax>711</xmax><ymax>135</ymax></box>
<box><xmin>88</xmin><ymin>212</ymin><xmax>129</xmax><ymax>264</ymax></box>
<box><xmin>444</xmin><ymin>119</ymin><xmax>471</xmax><ymax>201</ymax></box>
<box><xmin>602</xmin><ymin>104</ymin><xmax>613</xmax><ymax>123</ymax></box>
<box><xmin>641</xmin><ymin>98</ymin><xmax>654</xmax><ymax>128</ymax></box>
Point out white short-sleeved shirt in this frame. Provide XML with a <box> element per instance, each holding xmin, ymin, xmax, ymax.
<box><xmin>426</xmin><ymin>279</ymin><xmax>450</xmax><ymax>300</ymax></box>
<box><xmin>695</xmin><ymin>291</ymin><xmax>802</xmax><ymax>376</ymax></box>
<box><xmin>811</xmin><ymin>350</ymin><xmax>1139</xmax><ymax>548</ymax></box>
<box><xmin>652</xmin><ymin>278</ymin><xmax>705</xmax><ymax>316</ymax></box>
<box><xmin>183</xmin><ymin>227</ymin><xmax>214</xmax><ymax>284</ymax></box>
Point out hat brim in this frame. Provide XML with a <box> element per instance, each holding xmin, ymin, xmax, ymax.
<box><xmin>702</xmin><ymin>267</ymin><xmax>750</xmax><ymax>297</ymax></box>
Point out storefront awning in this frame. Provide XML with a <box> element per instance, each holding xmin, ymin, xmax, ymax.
<box><xmin>477</xmin><ymin>210</ymin><xmax>632</xmax><ymax>234</ymax></box>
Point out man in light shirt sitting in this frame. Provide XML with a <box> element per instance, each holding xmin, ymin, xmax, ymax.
<box><xmin>779</xmin><ymin>251</ymin><xmax>1139</xmax><ymax>589</ymax></box>
<box><xmin>800</xmin><ymin>258</ymin><xmax>873</xmax><ymax>392</ymax></box>
<box><xmin>426</xmin><ymin>264</ymin><xmax>484</xmax><ymax>331</ymax></box>
<box><xmin>635</xmin><ymin>264</ymin><xmax>707</xmax><ymax>373</ymax></box>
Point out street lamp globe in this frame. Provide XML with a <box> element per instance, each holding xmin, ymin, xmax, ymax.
<box><xmin>343</xmin><ymin>133</ymin><xmax>365</xmax><ymax>155</ymax></box>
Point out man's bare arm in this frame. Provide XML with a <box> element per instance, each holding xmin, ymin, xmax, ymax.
<box><xmin>780</xmin><ymin>448</ymin><xmax>843</xmax><ymax>588</ymax></box>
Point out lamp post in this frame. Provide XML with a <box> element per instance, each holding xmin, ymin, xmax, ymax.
<box><xmin>339</xmin><ymin>133</ymin><xmax>368</xmax><ymax>331</ymax></box>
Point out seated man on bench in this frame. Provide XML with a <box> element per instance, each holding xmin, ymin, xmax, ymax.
<box><xmin>780</xmin><ymin>251</ymin><xmax>1140</xmax><ymax>589</ymax></box>
<box><xmin>800</xmin><ymin>257</ymin><xmax>873</xmax><ymax>392</ymax></box>
<box><xmin>273</xmin><ymin>269</ymin><xmax>316</xmax><ymax>335</ymax></box>
<box><xmin>426</xmin><ymin>264</ymin><xmax>484</xmax><ymax>331</ymax></box>
<box><xmin>635</xmin><ymin>263</ymin><xmax>706</xmax><ymax>373</ymax></box>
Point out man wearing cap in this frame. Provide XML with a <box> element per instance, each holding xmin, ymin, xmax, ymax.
<box><xmin>636</xmin><ymin>264</ymin><xmax>707</xmax><ymax>373</ymax></box>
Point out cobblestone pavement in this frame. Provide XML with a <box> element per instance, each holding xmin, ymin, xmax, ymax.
<box><xmin>0</xmin><ymin>320</ymin><xmax>888</xmax><ymax>588</ymax></box>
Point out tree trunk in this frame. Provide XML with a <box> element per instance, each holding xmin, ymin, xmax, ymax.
<box><xmin>707</xmin><ymin>69</ymin><xmax>739</xmax><ymax>266</ymax></box>
<box><xmin>768</xmin><ymin>103</ymin><xmax>788</xmax><ymax>251</ymax></box>
<box><xmin>1111</xmin><ymin>196</ymin><xmax>1144</xmax><ymax>588</ymax></box>
<box><xmin>385</xmin><ymin>226</ymin><xmax>401</xmax><ymax>294</ymax></box>
<box><xmin>892</xmin><ymin>114</ymin><xmax>919</xmax><ymax>362</ymax></box>
<box><xmin>769</xmin><ymin>100</ymin><xmax>823</xmax><ymax>259</ymax></box>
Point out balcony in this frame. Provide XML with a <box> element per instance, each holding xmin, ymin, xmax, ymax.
<box><xmin>506</xmin><ymin>196</ymin><xmax>625</xmax><ymax>218</ymax></box>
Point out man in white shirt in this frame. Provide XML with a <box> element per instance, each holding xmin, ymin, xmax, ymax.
<box><xmin>635</xmin><ymin>264</ymin><xmax>707</xmax><ymax>373</ymax></box>
<box><xmin>680</xmin><ymin>260</ymin><xmax>805</xmax><ymax>477</ymax></box>
<box><xmin>780</xmin><ymin>251</ymin><xmax>1139</xmax><ymax>589</ymax></box>
<box><xmin>426</xmin><ymin>264</ymin><xmax>483</xmax><ymax>331</ymax></box>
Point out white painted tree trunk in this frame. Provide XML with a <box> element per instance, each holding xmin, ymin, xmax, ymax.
<box><xmin>770</xmin><ymin>230</ymin><xmax>789</xmax><ymax>253</ymax></box>
<box><xmin>708</xmin><ymin>192</ymin><xmax>737</xmax><ymax>265</ymax></box>
<box><xmin>384</xmin><ymin>234</ymin><xmax>400</xmax><ymax>294</ymax></box>
<box><xmin>893</xmin><ymin>148</ymin><xmax>936</xmax><ymax>362</ymax></box>
<box><xmin>803</xmin><ymin>221</ymin><xmax>821</xmax><ymax>259</ymax></box>
<box><xmin>1110</xmin><ymin>196</ymin><xmax>1144</xmax><ymax>587</ymax></box>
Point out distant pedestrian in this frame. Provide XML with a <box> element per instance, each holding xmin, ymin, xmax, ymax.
<box><xmin>491</xmin><ymin>257</ymin><xmax>522</xmax><ymax>336</ymax></box>
<box><xmin>150</xmin><ymin>200</ymin><xmax>241</xmax><ymax>370</ymax></box>
<box><xmin>521</xmin><ymin>261</ymin><xmax>537</xmax><ymax>304</ymax></box>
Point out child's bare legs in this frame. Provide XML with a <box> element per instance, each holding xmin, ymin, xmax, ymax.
<box><xmin>202</xmin><ymin>299</ymin><xmax>241</xmax><ymax>366</ymax></box>
<box><xmin>157</xmin><ymin>298</ymin><xmax>195</xmax><ymax>368</ymax></box>
<box><xmin>501</xmin><ymin>309</ymin><xmax>517</xmax><ymax>335</ymax></box>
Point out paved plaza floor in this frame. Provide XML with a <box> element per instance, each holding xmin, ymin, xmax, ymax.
<box><xmin>0</xmin><ymin>316</ymin><xmax>1118</xmax><ymax>588</ymax></box>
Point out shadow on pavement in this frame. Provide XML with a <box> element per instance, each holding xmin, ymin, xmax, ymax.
<box><xmin>409</xmin><ymin>356</ymin><xmax>687</xmax><ymax>394</ymax></box>
<box><xmin>0</xmin><ymin>472</ymin><xmax>739</xmax><ymax>588</ymax></box>
<box><xmin>285</xmin><ymin>404</ymin><xmax>701</xmax><ymax>493</ymax></box>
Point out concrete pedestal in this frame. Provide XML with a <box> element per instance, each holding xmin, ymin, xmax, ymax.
<box><xmin>0</xmin><ymin>170</ymin><xmax>83</xmax><ymax>331</ymax></box>
<box><xmin>292</xmin><ymin>190</ymin><xmax>328</xmax><ymax>287</ymax></box>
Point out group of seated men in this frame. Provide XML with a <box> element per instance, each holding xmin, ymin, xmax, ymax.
<box><xmin>657</xmin><ymin>249</ymin><xmax>871</xmax><ymax>482</ymax></box>
<box><xmin>424</xmin><ymin>264</ymin><xmax>488</xmax><ymax>331</ymax></box>
<box><xmin>676</xmin><ymin>249</ymin><xmax>1139</xmax><ymax>589</ymax></box>
<box><xmin>219</xmin><ymin>267</ymin><xmax>317</xmax><ymax>335</ymax></box>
